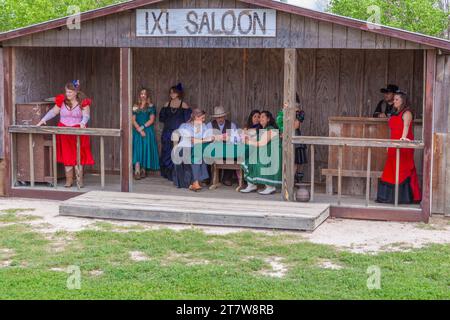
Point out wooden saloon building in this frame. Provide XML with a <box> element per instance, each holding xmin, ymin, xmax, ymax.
<box><xmin>1</xmin><ymin>0</ymin><xmax>450</xmax><ymax>230</ymax></box>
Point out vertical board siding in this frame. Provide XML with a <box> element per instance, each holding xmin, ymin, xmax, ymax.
<box><xmin>10</xmin><ymin>45</ymin><xmax>429</xmax><ymax>208</ymax></box>
<box><xmin>297</xmin><ymin>49</ymin><xmax>424</xmax><ymax>184</ymax></box>
<box><xmin>14</xmin><ymin>47</ymin><xmax>121</xmax><ymax>172</ymax></box>
<box><xmin>0</xmin><ymin>48</ymin><xmax>4</xmax><ymax>158</ymax></box>
<box><xmin>332</xmin><ymin>24</ymin><xmax>347</xmax><ymax>48</ymax></box>
<box><xmin>2</xmin><ymin>4</ymin><xmax>433</xmax><ymax>49</ymax></box>
<box><xmin>431</xmin><ymin>54</ymin><xmax>450</xmax><ymax>215</ymax></box>
<box><xmin>133</xmin><ymin>47</ymin><xmax>283</xmax><ymax>131</ymax></box>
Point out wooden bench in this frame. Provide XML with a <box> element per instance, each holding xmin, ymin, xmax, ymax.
<box><xmin>321</xmin><ymin>169</ymin><xmax>382</xmax><ymax>199</ymax></box>
<box><xmin>207</xmin><ymin>161</ymin><xmax>244</xmax><ymax>192</ymax></box>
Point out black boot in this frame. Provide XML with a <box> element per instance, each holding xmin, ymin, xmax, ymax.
<box><xmin>295</xmin><ymin>172</ymin><xmax>304</xmax><ymax>184</ymax></box>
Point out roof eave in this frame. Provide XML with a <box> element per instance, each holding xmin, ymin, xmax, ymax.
<box><xmin>1</xmin><ymin>0</ymin><xmax>450</xmax><ymax>51</ymax></box>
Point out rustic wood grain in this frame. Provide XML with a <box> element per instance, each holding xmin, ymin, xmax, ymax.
<box><xmin>4</xmin><ymin>3</ymin><xmax>447</xmax><ymax>50</ymax></box>
<box><xmin>432</xmin><ymin>133</ymin><xmax>446</xmax><ymax>213</ymax></box>
<box><xmin>120</xmin><ymin>48</ymin><xmax>132</xmax><ymax>192</ymax></box>
<box><xmin>332</xmin><ymin>24</ymin><xmax>347</xmax><ymax>48</ymax></box>
<box><xmin>0</xmin><ymin>48</ymin><xmax>3</xmax><ymax>159</ymax></box>
<box><xmin>59</xmin><ymin>190</ymin><xmax>330</xmax><ymax>231</ymax></box>
<box><xmin>422</xmin><ymin>49</ymin><xmax>436</xmax><ymax>222</ymax></box>
<box><xmin>9</xmin><ymin>125</ymin><xmax>121</xmax><ymax>136</ymax></box>
<box><xmin>2</xmin><ymin>48</ymin><xmax>14</xmax><ymax>195</ymax></box>
<box><xmin>282</xmin><ymin>48</ymin><xmax>296</xmax><ymax>201</ymax></box>
<box><xmin>318</xmin><ymin>21</ymin><xmax>332</xmax><ymax>48</ymax></box>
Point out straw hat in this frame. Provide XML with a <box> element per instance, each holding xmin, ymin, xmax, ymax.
<box><xmin>211</xmin><ymin>106</ymin><xmax>228</xmax><ymax>118</ymax></box>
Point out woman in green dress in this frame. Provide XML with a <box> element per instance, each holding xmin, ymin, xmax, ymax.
<box><xmin>132</xmin><ymin>88</ymin><xmax>160</xmax><ymax>179</ymax></box>
<box><xmin>240</xmin><ymin>111</ymin><xmax>282</xmax><ymax>195</ymax></box>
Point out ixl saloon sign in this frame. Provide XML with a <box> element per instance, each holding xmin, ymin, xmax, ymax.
<box><xmin>136</xmin><ymin>9</ymin><xmax>276</xmax><ymax>37</ymax></box>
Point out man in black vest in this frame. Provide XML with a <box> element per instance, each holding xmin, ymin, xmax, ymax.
<box><xmin>373</xmin><ymin>84</ymin><xmax>399</xmax><ymax>118</ymax></box>
<box><xmin>206</xmin><ymin>106</ymin><xmax>239</xmax><ymax>186</ymax></box>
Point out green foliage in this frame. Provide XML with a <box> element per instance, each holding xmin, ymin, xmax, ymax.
<box><xmin>329</xmin><ymin>0</ymin><xmax>449</xmax><ymax>37</ymax></box>
<box><xmin>0</xmin><ymin>0</ymin><xmax>127</xmax><ymax>32</ymax></box>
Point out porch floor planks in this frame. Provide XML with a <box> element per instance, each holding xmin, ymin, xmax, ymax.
<box><xmin>59</xmin><ymin>191</ymin><xmax>330</xmax><ymax>231</ymax></box>
<box><xmin>16</xmin><ymin>174</ymin><xmax>421</xmax><ymax>210</ymax></box>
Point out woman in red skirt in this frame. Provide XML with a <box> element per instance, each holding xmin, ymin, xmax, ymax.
<box><xmin>37</xmin><ymin>81</ymin><xmax>94</xmax><ymax>188</ymax></box>
<box><xmin>376</xmin><ymin>91</ymin><xmax>421</xmax><ymax>204</ymax></box>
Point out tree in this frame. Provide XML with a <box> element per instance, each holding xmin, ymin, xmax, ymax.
<box><xmin>0</xmin><ymin>0</ymin><xmax>127</xmax><ymax>32</ymax></box>
<box><xmin>328</xmin><ymin>0</ymin><xmax>449</xmax><ymax>38</ymax></box>
<box><xmin>437</xmin><ymin>0</ymin><xmax>450</xmax><ymax>38</ymax></box>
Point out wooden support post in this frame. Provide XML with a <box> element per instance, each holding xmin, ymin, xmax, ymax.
<box><xmin>3</xmin><ymin>47</ymin><xmax>15</xmax><ymax>195</ymax></box>
<box><xmin>422</xmin><ymin>49</ymin><xmax>436</xmax><ymax>222</ymax></box>
<box><xmin>100</xmin><ymin>136</ymin><xmax>105</xmax><ymax>189</ymax></box>
<box><xmin>325</xmin><ymin>175</ymin><xmax>333</xmax><ymax>195</ymax></box>
<box><xmin>76</xmin><ymin>135</ymin><xmax>81</xmax><ymax>190</ymax></box>
<box><xmin>282</xmin><ymin>48</ymin><xmax>297</xmax><ymax>201</ymax></box>
<box><xmin>338</xmin><ymin>145</ymin><xmax>343</xmax><ymax>205</ymax></box>
<box><xmin>28</xmin><ymin>133</ymin><xmax>34</xmax><ymax>187</ymax></box>
<box><xmin>52</xmin><ymin>134</ymin><xmax>57</xmax><ymax>188</ymax></box>
<box><xmin>310</xmin><ymin>144</ymin><xmax>315</xmax><ymax>202</ymax></box>
<box><xmin>395</xmin><ymin>148</ymin><xmax>400</xmax><ymax>207</ymax></box>
<box><xmin>366</xmin><ymin>147</ymin><xmax>371</xmax><ymax>206</ymax></box>
<box><xmin>120</xmin><ymin>47</ymin><xmax>132</xmax><ymax>193</ymax></box>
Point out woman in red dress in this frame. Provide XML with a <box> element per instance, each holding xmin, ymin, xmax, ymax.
<box><xmin>376</xmin><ymin>91</ymin><xmax>421</xmax><ymax>204</ymax></box>
<box><xmin>37</xmin><ymin>81</ymin><xmax>94</xmax><ymax>188</ymax></box>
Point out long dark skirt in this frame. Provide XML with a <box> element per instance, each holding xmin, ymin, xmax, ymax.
<box><xmin>172</xmin><ymin>147</ymin><xmax>209</xmax><ymax>188</ymax></box>
<box><xmin>376</xmin><ymin>177</ymin><xmax>415</xmax><ymax>204</ymax></box>
<box><xmin>160</xmin><ymin>130</ymin><xmax>175</xmax><ymax>180</ymax></box>
<box><xmin>294</xmin><ymin>129</ymin><xmax>308</xmax><ymax>165</ymax></box>
<box><xmin>294</xmin><ymin>145</ymin><xmax>308</xmax><ymax>165</ymax></box>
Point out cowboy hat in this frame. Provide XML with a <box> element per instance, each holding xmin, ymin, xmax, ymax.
<box><xmin>211</xmin><ymin>106</ymin><xmax>228</xmax><ymax>118</ymax></box>
<box><xmin>380</xmin><ymin>84</ymin><xmax>399</xmax><ymax>94</ymax></box>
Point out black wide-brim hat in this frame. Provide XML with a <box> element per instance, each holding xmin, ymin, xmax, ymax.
<box><xmin>380</xmin><ymin>84</ymin><xmax>399</xmax><ymax>93</ymax></box>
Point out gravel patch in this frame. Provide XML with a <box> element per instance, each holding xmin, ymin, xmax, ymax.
<box><xmin>260</xmin><ymin>257</ymin><xmax>288</xmax><ymax>278</ymax></box>
<box><xmin>129</xmin><ymin>251</ymin><xmax>150</xmax><ymax>262</ymax></box>
<box><xmin>1</xmin><ymin>197</ymin><xmax>449</xmax><ymax>254</ymax></box>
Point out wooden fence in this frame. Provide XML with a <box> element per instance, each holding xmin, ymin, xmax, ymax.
<box><xmin>8</xmin><ymin>125</ymin><xmax>121</xmax><ymax>189</ymax></box>
<box><xmin>292</xmin><ymin>136</ymin><xmax>425</xmax><ymax>207</ymax></box>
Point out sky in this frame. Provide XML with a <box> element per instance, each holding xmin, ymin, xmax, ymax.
<box><xmin>281</xmin><ymin>0</ymin><xmax>330</xmax><ymax>11</ymax></box>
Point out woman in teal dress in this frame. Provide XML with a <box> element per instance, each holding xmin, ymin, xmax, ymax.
<box><xmin>132</xmin><ymin>88</ymin><xmax>160</xmax><ymax>179</ymax></box>
<box><xmin>240</xmin><ymin>111</ymin><xmax>282</xmax><ymax>195</ymax></box>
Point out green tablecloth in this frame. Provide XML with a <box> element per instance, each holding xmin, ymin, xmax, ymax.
<box><xmin>191</xmin><ymin>142</ymin><xmax>247</xmax><ymax>163</ymax></box>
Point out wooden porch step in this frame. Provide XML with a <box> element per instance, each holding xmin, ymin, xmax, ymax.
<box><xmin>59</xmin><ymin>191</ymin><xmax>330</xmax><ymax>231</ymax></box>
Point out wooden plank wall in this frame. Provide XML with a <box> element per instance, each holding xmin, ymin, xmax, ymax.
<box><xmin>297</xmin><ymin>49</ymin><xmax>424</xmax><ymax>182</ymax></box>
<box><xmin>3</xmin><ymin>0</ymin><xmax>431</xmax><ymax>50</ymax></box>
<box><xmin>11</xmin><ymin>47</ymin><xmax>427</xmax><ymax>204</ymax></box>
<box><xmin>431</xmin><ymin>54</ymin><xmax>450</xmax><ymax>215</ymax></box>
<box><xmin>133</xmin><ymin>48</ymin><xmax>284</xmax><ymax>139</ymax></box>
<box><xmin>13</xmin><ymin>47</ymin><xmax>121</xmax><ymax>172</ymax></box>
<box><xmin>0</xmin><ymin>48</ymin><xmax>4</xmax><ymax>158</ymax></box>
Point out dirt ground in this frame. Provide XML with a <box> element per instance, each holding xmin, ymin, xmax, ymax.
<box><xmin>1</xmin><ymin>197</ymin><xmax>449</xmax><ymax>254</ymax></box>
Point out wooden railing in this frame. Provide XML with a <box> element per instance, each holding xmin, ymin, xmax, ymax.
<box><xmin>292</xmin><ymin>136</ymin><xmax>424</xmax><ymax>207</ymax></box>
<box><xmin>8</xmin><ymin>125</ymin><xmax>121</xmax><ymax>190</ymax></box>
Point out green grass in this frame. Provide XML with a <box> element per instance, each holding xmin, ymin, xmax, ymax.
<box><xmin>0</xmin><ymin>208</ymin><xmax>40</xmax><ymax>223</ymax></box>
<box><xmin>0</xmin><ymin>223</ymin><xmax>449</xmax><ymax>299</ymax></box>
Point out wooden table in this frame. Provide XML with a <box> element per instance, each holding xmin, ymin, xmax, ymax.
<box><xmin>209</xmin><ymin>162</ymin><xmax>244</xmax><ymax>191</ymax></box>
<box><xmin>197</xmin><ymin>142</ymin><xmax>245</xmax><ymax>191</ymax></box>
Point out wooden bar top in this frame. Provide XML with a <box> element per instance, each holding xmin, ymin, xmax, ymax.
<box><xmin>329</xmin><ymin>116</ymin><xmax>423</xmax><ymax>124</ymax></box>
